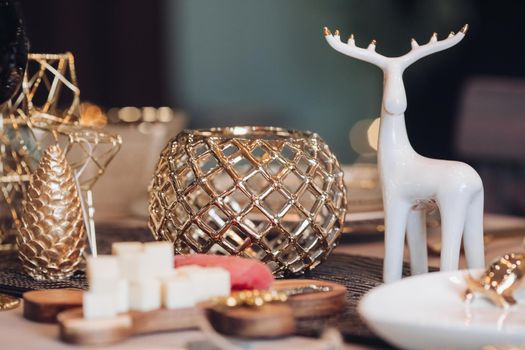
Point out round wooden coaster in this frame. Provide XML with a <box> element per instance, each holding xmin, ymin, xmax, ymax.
<box><xmin>23</xmin><ymin>289</ymin><xmax>83</xmax><ymax>323</ymax></box>
<box><xmin>206</xmin><ymin>303</ymin><xmax>295</xmax><ymax>338</ymax></box>
<box><xmin>272</xmin><ymin>279</ymin><xmax>346</xmax><ymax>319</ymax></box>
<box><xmin>57</xmin><ymin>308</ymin><xmax>132</xmax><ymax>345</ymax></box>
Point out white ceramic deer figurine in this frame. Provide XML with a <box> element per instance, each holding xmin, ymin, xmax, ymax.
<box><xmin>324</xmin><ymin>24</ymin><xmax>485</xmax><ymax>283</ymax></box>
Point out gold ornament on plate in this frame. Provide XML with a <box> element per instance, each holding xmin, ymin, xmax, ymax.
<box><xmin>17</xmin><ymin>145</ymin><xmax>86</xmax><ymax>280</ymax></box>
<box><xmin>464</xmin><ymin>252</ymin><xmax>525</xmax><ymax>308</ymax></box>
<box><xmin>149</xmin><ymin>126</ymin><xmax>347</xmax><ymax>277</ymax></box>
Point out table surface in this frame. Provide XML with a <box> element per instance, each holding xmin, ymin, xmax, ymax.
<box><xmin>2</xmin><ymin>213</ymin><xmax>525</xmax><ymax>350</ymax></box>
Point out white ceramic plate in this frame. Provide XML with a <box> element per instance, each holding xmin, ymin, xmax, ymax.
<box><xmin>358</xmin><ymin>269</ymin><xmax>525</xmax><ymax>349</ymax></box>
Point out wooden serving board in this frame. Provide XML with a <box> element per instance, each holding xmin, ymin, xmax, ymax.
<box><xmin>56</xmin><ymin>278</ymin><xmax>347</xmax><ymax>345</ymax></box>
<box><xmin>58</xmin><ymin>307</ymin><xmax>200</xmax><ymax>345</ymax></box>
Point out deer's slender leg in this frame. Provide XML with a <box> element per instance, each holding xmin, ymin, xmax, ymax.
<box><xmin>383</xmin><ymin>198</ymin><xmax>411</xmax><ymax>283</ymax></box>
<box><xmin>463</xmin><ymin>190</ymin><xmax>485</xmax><ymax>269</ymax></box>
<box><xmin>406</xmin><ymin>208</ymin><xmax>428</xmax><ymax>275</ymax></box>
<box><xmin>439</xmin><ymin>197</ymin><xmax>468</xmax><ymax>271</ymax></box>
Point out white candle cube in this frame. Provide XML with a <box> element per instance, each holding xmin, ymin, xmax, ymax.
<box><xmin>112</xmin><ymin>242</ymin><xmax>143</xmax><ymax>256</ymax></box>
<box><xmin>83</xmin><ymin>292</ymin><xmax>117</xmax><ymax>320</ymax></box>
<box><xmin>175</xmin><ymin>266</ymin><xmax>206</xmax><ymax>301</ymax></box>
<box><xmin>129</xmin><ymin>279</ymin><xmax>161</xmax><ymax>312</ymax></box>
<box><xmin>143</xmin><ymin>242</ymin><xmax>174</xmax><ymax>277</ymax></box>
<box><xmin>86</xmin><ymin>255</ymin><xmax>120</xmax><ymax>293</ymax></box>
<box><xmin>116</xmin><ymin>279</ymin><xmax>129</xmax><ymax>313</ymax></box>
<box><xmin>202</xmin><ymin>267</ymin><xmax>231</xmax><ymax>299</ymax></box>
<box><xmin>161</xmin><ymin>274</ymin><xmax>196</xmax><ymax>309</ymax></box>
<box><xmin>117</xmin><ymin>252</ymin><xmax>154</xmax><ymax>282</ymax></box>
<box><xmin>174</xmin><ymin>266</ymin><xmax>231</xmax><ymax>301</ymax></box>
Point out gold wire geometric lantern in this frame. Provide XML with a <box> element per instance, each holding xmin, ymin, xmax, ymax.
<box><xmin>14</xmin><ymin>52</ymin><xmax>81</xmax><ymax>123</ymax></box>
<box><xmin>0</xmin><ymin>52</ymin><xmax>121</xmax><ymax>250</ymax></box>
<box><xmin>149</xmin><ymin>126</ymin><xmax>347</xmax><ymax>276</ymax></box>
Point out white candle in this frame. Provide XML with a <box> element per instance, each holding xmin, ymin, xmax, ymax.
<box><xmin>129</xmin><ymin>279</ymin><xmax>161</xmax><ymax>312</ymax></box>
<box><xmin>116</xmin><ymin>279</ymin><xmax>129</xmax><ymax>313</ymax></box>
<box><xmin>161</xmin><ymin>274</ymin><xmax>196</xmax><ymax>309</ymax></box>
<box><xmin>83</xmin><ymin>292</ymin><xmax>117</xmax><ymax>320</ymax></box>
<box><xmin>174</xmin><ymin>266</ymin><xmax>231</xmax><ymax>301</ymax></box>
<box><xmin>143</xmin><ymin>242</ymin><xmax>174</xmax><ymax>277</ymax></box>
<box><xmin>86</xmin><ymin>255</ymin><xmax>120</xmax><ymax>294</ymax></box>
<box><xmin>112</xmin><ymin>242</ymin><xmax>143</xmax><ymax>256</ymax></box>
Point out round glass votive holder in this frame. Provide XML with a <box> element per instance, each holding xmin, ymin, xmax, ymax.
<box><xmin>148</xmin><ymin>126</ymin><xmax>347</xmax><ymax>277</ymax></box>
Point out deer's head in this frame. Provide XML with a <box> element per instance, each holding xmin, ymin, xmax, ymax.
<box><xmin>323</xmin><ymin>25</ymin><xmax>468</xmax><ymax>115</ymax></box>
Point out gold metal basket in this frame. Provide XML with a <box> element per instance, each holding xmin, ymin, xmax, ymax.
<box><xmin>148</xmin><ymin>126</ymin><xmax>347</xmax><ymax>276</ymax></box>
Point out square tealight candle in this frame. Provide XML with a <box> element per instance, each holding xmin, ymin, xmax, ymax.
<box><xmin>117</xmin><ymin>252</ymin><xmax>153</xmax><ymax>282</ymax></box>
<box><xmin>112</xmin><ymin>242</ymin><xmax>143</xmax><ymax>256</ymax></box>
<box><xmin>175</xmin><ymin>266</ymin><xmax>206</xmax><ymax>301</ymax></box>
<box><xmin>175</xmin><ymin>266</ymin><xmax>231</xmax><ymax>301</ymax></box>
<box><xmin>202</xmin><ymin>267</ymin><xmax>230</xmax><ymax>299</ymax></box>
<box><xmin>83</xmin><ymin>292</ymin><xmax>117</xmax><ymax>320</ymax></box>
<box><xmin>143</xmin><ymin>242</ymin><xmax>174</xmax><ymax>278</ymax></box>
<box><xmin>161</xmin><ymin>274</ymin><xmax>196</xmax><ymax>309</ymax></box>
<box><xmin>116</xmin><ymin>279</ymin><xmax>130</xmax><ymax>313</ymax></box>
<box><xmin>86</xmin><ymin>255</ymin><xmax>120</xmax><ymax>294</ymax></box>
<box><xmin>129</xmin><ymin>279</ymin><xmax>161</xmax><ymax>312</ymax></box>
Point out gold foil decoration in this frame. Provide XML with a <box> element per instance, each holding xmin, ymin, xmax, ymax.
<box><xmin>213</xmin><ymin>289</ymin><xmax>289</xmax><ymax>308</ymax></box>
<box><xmin>149</xmin><ymin>126</ymin><xmax>347</xmax><ymax>277</ymax></box>
<box><xmin>17</xmin><ymin>145</ymin><xmax>86</xmax><ymax>280</ymax></box>
<box><xmin>212</xmin><ymin>284</ymin><xmax>333</xmax><ymax>308</ymax></box>
<box><xmin>0</xmin><ymin>294</ymin><xmax>20</xmax><ymax>311</ymax></box>
<box><xmin>464</xmin><ymin>252</ymin><xmax>525</xmax><ymax>308</ymax></box>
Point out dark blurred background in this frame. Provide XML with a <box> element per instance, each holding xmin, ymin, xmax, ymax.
<box><xmin>19</xmin><ymin>0</ymin><xmax>525</xmax><ymax>214</ymax></box>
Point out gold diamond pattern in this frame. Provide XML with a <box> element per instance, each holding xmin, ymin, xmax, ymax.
<box><xmin>148</xmin><ymin>127</ymin><xmax>347</xmax><ymax>277</ymax></box>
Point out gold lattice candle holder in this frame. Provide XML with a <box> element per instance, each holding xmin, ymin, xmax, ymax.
<box><xmin>149</xmin><ymin>126</ymin><xmax>347</xmax><ymax>276</ymax></box>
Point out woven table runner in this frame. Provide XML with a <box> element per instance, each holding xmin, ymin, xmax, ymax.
<box><xmin>0</xmin><ymin>224</ymin><xmax>409</xmax><ymax>348</ymax></box>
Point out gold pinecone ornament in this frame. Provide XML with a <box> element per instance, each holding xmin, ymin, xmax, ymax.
<box><xmin>17</xmin><ymin>145</ymin><xmax>86</xmax><ymax>280</ymax></box>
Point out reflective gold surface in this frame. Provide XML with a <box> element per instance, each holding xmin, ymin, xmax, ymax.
<box><xmin>149</xmin><ymin>126</ymin><xmax>347</xmax><ymax>277</ymax></box>
<box><xmin>17</xmin><ymin>145</ymin><xmax>86</xmax><ymax>280</ymax></box>
<box><xmin>213</xmin><ymin>289</ymin><xmax>289</xmax><ymax>308</ymax></box>
<box><xmin>0</xmin><ymin>294</ymin><xmax>20</xmax><ymax>311</ymax></box>
<box><xmin>0</xmin><ymin>53</ymin><xmax>121</xmax><ymax>249</ymax></box>
<box><xmin>464</xmin><ymin>253</ymin><xmax>525</xmax><ymax>308</ymax></box>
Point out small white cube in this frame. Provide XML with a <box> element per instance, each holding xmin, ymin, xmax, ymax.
<box><xmin>116</xmin><ymin>279</ymin><xmax>129</xmax><ymax>313</ymax></box>
<box><xmin>129</xmin><ymin>279</ymin><xmax>161</xmax><ymax>312</ymax></box>
<box><xmin>83</xmin><ymin>292</ymin><xmax>117</xmax><ymax>320</ymax></box>
<box><xmin>117</xmin><ymin>252</ymin><xmax>153</xmax><ymax>282</ymax></box>
<box><xmin>174</xmin><ymin>266</ymin><xmax>231</xmax><ymax>302</ymax></box>
<box><xmin>175</xmin><ymin>266</ymin><xmax>206</xmax><ymax>301</ymax></box>
<box><xmin>143</xmin><ymin>242</ymin><xmax>174</xmax><ymax>277</ymax></box>
<box><xmin>202</xmin><ymin>267</ymin><xmax>231</xmax><ymax>299</ymax></box>
<box><xmin>161</xmin><ymin>273</ymin><xmax>196</xmax><ymax>309</ymax></box>
<box><xmin>112</xmin><ymin>242</ymin><xmax>143</xmax><ymax>256</ymax></box>
<box><xmin>86</xmin><ymin>255</ymin><xmax>120</xmax><ymax>293</ymax></box>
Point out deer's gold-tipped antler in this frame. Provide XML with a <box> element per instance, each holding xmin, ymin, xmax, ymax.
<box><xmin>323</xmin><ymin>26</ymin><xmax>387</xmax><ymax>68</ymax></box>
<box><xmin>323</xmin><ymin>24</ymin><xmax>468</xmax><ymax>70</ymax></box>
<box><xmin>400</xmin><ymin>24</ymin><xmax>468</xmax><ymax>68</ymax></box>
